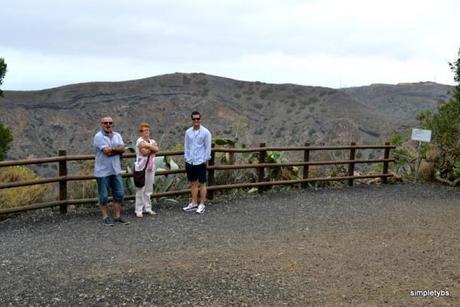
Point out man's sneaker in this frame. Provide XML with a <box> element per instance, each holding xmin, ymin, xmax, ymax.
<box><xmin>114</xmin><ymin>217</ymin><xmax>130</xmax><ymax>225</ymax></box>
<box><xmin>135</xmin><ymin>212</ymin><xmax>143</xmax><ymax>218</ymax></box>
<box><xmin>103</xmin><ymin>217</ymin><xmax>114</xmax><ymax>226</ymax></box>
<box><xmin>182</xmin><ymin>203</ymin><xmax>198</xmax><ymax>212</ymax></box>
<box><xmin>196</xmin><ymin>204</ymin><xmax>206</xmax><ymax>214</ymax></box>
<box><xmin>144</xmin><ymin>209</ymin><xmax>157</xmax><ymax>215</ymax></box>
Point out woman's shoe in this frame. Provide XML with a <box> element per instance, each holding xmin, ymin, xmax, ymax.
<box><xmin>144</xmin><ymin>209</ymin><xmax>156</xmax><ymax>215</ymax></box>
<box><xmin>135</xmin><ymin>212</ymin><xmax>143</xmax><ymax>218</ymax></box>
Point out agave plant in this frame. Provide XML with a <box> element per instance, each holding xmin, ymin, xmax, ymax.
<box><xmin>248</xmin><ymin>150</ymin><xmax>300</xmax><ymax>181</ymax></box>
<box><xmin>214</xmin><ymin>136</ymin><xmax>238</xmax><ymax>165</ymax></box>
<box><xmin>123</xmin><ymin>140</ymin><xmax>138</xmax><ymax>195</ymax></box>
<box><xmin>154</xmin><ymin>155</ymin><xmax>187</xmax><ymax>196</ymax></box>
<box><xmin>388</xmin><ymin>135</ymin><xmax>416</xmax><ymax>179</ymax></box>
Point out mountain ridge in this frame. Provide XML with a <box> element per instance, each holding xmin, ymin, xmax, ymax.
<box><xmin>0</xmin><ymin>73</ymin><xmax>453</xmax><ymax>164</ymax></box>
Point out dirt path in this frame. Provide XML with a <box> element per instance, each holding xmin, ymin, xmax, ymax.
<box><xmin>1</xmin><ymin>183</ymin><xmax>459</xmax><ymax>306</ymax></box>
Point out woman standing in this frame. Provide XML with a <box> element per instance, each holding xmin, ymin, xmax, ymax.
<box><xmin>134</xmin><ymin>122</ymin><xmax>159</xmax><ymax>217</ymax></box>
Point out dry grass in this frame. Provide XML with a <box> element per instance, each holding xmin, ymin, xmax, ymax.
<box><xmin>68</xmin><ymin>161</ymin><xmax>97</xmax><ymax>200</ymax></box>
<box><xmin>0</xmin><ymin>166</ymin><xmax>50</xmax><ymax>209</ymax></box>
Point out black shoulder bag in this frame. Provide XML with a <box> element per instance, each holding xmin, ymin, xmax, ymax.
<box><xmin>133</xmin><ymin>154</ymin><xmax>150</xmax><ymax>188</ymax></box>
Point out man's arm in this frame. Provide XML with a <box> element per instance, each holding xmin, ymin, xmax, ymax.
<box><xmin>94</xmin><ymin>134</ymin><xmax>112</xmax><ymax>156</ymax></box>
<box><xmin>184</xmin><ymin>131</ymin><xmax>190</xmax><ymax>162</ymax></box>
<box><xmin>205</xmin><ymin>130</ymin><xmax>212</xmax><ymax>161</ymax></box>
<box><xmin>110</xmin><ymin>134</ymin><xmax>125</xmax><ymax>155</ymax></box>
<box><xmin>112</xmin><ymin>145</ymin><xmax>125</xmax><ymax>155</ymax></box>
<box><xmin>102</xmin><ymin>147</ymin><xmax>114</xmax><ymax>156</ymax></box>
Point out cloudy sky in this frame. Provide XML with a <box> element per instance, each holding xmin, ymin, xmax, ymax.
<box><xmin>1</xmin><ymin>0</ymin><xmax>459</xmax><ymax>90</ymax></box>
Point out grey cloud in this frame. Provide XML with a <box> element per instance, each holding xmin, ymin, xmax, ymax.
<box><xmin>1</xmin><ymin>0</ymin><xmax>459</xmax><ymax>90</ymax></box>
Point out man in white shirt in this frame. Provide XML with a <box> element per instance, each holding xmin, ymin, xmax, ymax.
<box><xmin>182</xmin><ymin>111</ymin><xmax>212</xmax><ymax>214</ymax></box>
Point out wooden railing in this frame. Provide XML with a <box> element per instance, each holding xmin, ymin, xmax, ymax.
<box><xmin>0</xmin><ymin>142</ymin><xmax>395</xmax><ymax>215</ymax></box>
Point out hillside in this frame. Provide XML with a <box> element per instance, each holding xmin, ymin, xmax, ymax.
<box><xmin>0</xmin><ymin>73</ymin><xmax>453</xmax><ymax>162</ymax></box>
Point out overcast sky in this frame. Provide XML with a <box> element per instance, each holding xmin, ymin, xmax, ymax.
<box><xmin>1</xmin><ymin>0</ymin><xmax>459</xmax><ymax>90</ymax></box>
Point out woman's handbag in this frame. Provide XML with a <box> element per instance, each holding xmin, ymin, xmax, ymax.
<box><xmin>133</xmin><ymin>154</ymin><xmax>150</xmax><ymax>188</ymax></box>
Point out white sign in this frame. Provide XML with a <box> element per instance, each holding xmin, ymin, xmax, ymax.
<box><xmin>411</xmin><ymin>128</ymin><xmax>432</xmax><ymax>142</ymax></box>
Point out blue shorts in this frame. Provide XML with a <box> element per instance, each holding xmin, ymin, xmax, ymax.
<box><xmin>96</xmin><ymin>174</ymin><xmax>124</xmax><ymax>205</ymax></box>
<box><xmin>185</xmin><ymin>162</ymin><xmax>207</xmax><ymax>183</ymax></box>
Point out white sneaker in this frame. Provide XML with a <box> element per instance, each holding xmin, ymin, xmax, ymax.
<box><xmin>182</xmin><ymin>203</ymin><xmax>198</xmax><ymax>212</ymax></box>
<box><xmin>135</xmin><ymin>212</ymin><xmax>143</xmax><ymax>218</ymax></box>
<box><xmin>144</xmin><ymin>209</ymin><xmax>156</xmax><ymax>215</ymax></box>
<box><xmin>196</xmin><ymin>204</ymin><xmax>206</xmax><ymax>214</ymax></box>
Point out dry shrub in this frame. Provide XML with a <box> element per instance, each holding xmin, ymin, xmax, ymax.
<box><xmin>214</xmin><ymin>169</ymin><xmax>256</xmax><ymax>186</ymax></box>
<box><xmin>425</xmin><ymin>144</ymin><xmax>439</xmax><ymax>162</ymax></box>
<box><xmin>0</xmin><ymin>166</ymin><xmax>50</xmax><ymax>209</ymax></box>
<box><xmin>418</xmin><ymin>159</ymin><xmax>435</xmax><ymax>181</ymax></box>
<box><xmin>68</xmin><ymin>160</ymin><xmax>97</xmax><ymax>200</ymax></box>
<box><xmin>308</xmin><ymin>165</ymin><xmax>320</xmax><ymax>178</ymax></box>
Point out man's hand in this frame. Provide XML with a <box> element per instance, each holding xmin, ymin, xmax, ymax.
<box><xmin>102</xmin><ymin>145</ymin><xmax>125</xmax><ymax>156</ymax></box>
<box><xmin>102</xmin><ymin>147</ymin><xmax>114</xmax><ymax>156</ymax></box>
<box><xmin>113</xmin><ymin>145</ymin><xmax>125</xmax><ymax>154</ymax></box>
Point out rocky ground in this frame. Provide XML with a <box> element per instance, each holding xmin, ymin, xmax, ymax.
<box><xmin>0</xmin><ymin>183</ymin><xmax>459</xmax><ymax>306</ymax></box>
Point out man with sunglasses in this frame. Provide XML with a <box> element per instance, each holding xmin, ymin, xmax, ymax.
<box><xmin>182</xmin><ymin>111</ymin><xmax>212</xmax><ymax>214</ymax></box>
<box><xmin>93</xmin><ymin>116</ymin><xmax>129</xmax><ymax>226</ymax></box>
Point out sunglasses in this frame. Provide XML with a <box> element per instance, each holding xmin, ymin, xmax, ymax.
<box><xmin>192</xmin><ymin>118</ymin><xmax>201</xmax><ymax>121</ymax></box>
<box><xmin>102</xmin><ymin>121</ymin><xmax>113</xmax><ymax>125</ymax></box>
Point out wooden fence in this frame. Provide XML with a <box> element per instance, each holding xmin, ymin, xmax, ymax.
<box><xmin>0</xmin><ymin>142</ymin><xmax>395</xmax><ymax>215</ymax></box>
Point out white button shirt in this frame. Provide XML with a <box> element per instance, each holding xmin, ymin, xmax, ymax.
<box><xmin>93</xmin><ymin>130</ymin><xmax>124</xmax><ymax>177</ymax></box>
<box><xmin>184</xmin><ymin>125</ymin><xmax>212</xmax><ymax>165</ymax></box>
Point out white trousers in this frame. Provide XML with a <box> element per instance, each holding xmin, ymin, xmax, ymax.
<box><xmin>135</xmin><ymin>171</ymin><xmax>155</xmax><ymax>213</ymax></box>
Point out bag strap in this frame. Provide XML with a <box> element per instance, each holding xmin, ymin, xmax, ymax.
<box><xmin>142</xmin><ymin>138</ymin><xmax>154</xmax><ymax>172</ymax></box>
<box><xmin>138</xmin><ymin>138</ymin><xmax>152</xmax><ymax>172</ymax></box>
<box><xmin>142</xmin><ymin>154</ymin><xmax>151</xmax><ymax>172</ymax></box>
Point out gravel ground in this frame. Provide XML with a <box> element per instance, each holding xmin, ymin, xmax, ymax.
<box><xmin>0</xmin><ymin>183</ymin><xmax>459</xmax><ymax>306</ymax></box>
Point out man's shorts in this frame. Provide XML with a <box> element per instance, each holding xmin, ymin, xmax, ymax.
<box><xmin>96</xmin><ymin>174</ymin><xmax>124</xmax><ymax>205</ymax></box>
<box><xmin>185</xmin><ymin>162</ymin><xmax>207</xmax><ymax>183</ymax></box>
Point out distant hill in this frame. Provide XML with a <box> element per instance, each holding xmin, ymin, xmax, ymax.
<box><xmin>0</xmin><ymin>73</ymin><xmax>453</xmax><ymax>163</ymax></box>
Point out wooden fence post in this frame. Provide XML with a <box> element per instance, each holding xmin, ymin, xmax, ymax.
<box><xmin>208</xmin><ymin>143</ymin><xmax>215</xmax><ymax>199</ymax></box>
<box><xmin>58</xmin><ymin>150</ymin><xmax>68</xmax><ymax>214</ymax></box>
<box><xmin>382</xmin><ymin>142</ymin><xmax>390</xmax><ymax>184</ymax></box>
<box><xmin>348</xmin><ymin>142</ymin><xmax>356</xmax><ymax>187</ymax></box>
<box><xmin>258</xmin><ymin>143</ymin><xmax>266</xmax><ymax>193</ymax></box>
<box><xmin>302</xmin><ymin>142</ymin><xmax>310</xmax><ymax>188</ymax></box>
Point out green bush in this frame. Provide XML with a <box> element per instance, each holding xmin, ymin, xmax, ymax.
<box><xmin>416</xmin><ymin>48</ymin><xmax>460</xmax><ymax>183</ymax></box>
<box><xmin>388</xmin><ymin>134</ymin><xmax>416</xmax><ymax>179</ymax></box>
<box><xmin>259</xmin><ymin>86</ymin><xmax>273</xmax><ymax>99</ymax></box>
<box><xmin>0</xmin><ymin>123</ymin><xmax>13</xmax><ymax>160</ymax></box>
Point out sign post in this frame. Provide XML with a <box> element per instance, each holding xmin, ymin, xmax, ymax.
<box><xmin>411</xmin><ymin>128</ymin><xmax>432</xmax><ymax>183</ymax></box>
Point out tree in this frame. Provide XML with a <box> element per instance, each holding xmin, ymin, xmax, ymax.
<box><xmin>0</xmin><ymin>57</ymin><xmax>13</xmax><ymax>160</ymax></box>
<box><xmin>0</xmin><ymin>57</ymin><xmax>6</xmax><ymax>96</ymax></box>
<box><xmin>449</xmin><ymin>49</ymin><xmax>460</xmax><ymax>83</ymax></box>
<box><xmin>449</xmin><ymin>49</ymin><xmax>460</xmax><ymax>102</ymax></box>
<box><xmin>417</xmin><ymin>48</ymin><xmax>460</xmax><ymax>185</ymax></box>
<box><xmin>0</xmin><ymin>124</ymin><xmax>13</xmax><ymax>160</ymax></box>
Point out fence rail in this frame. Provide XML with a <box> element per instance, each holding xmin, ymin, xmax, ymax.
<box><xmin>0</xmin><ymin>142</ymin><xmax>395</xmax><ymax>215</ymax></box>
